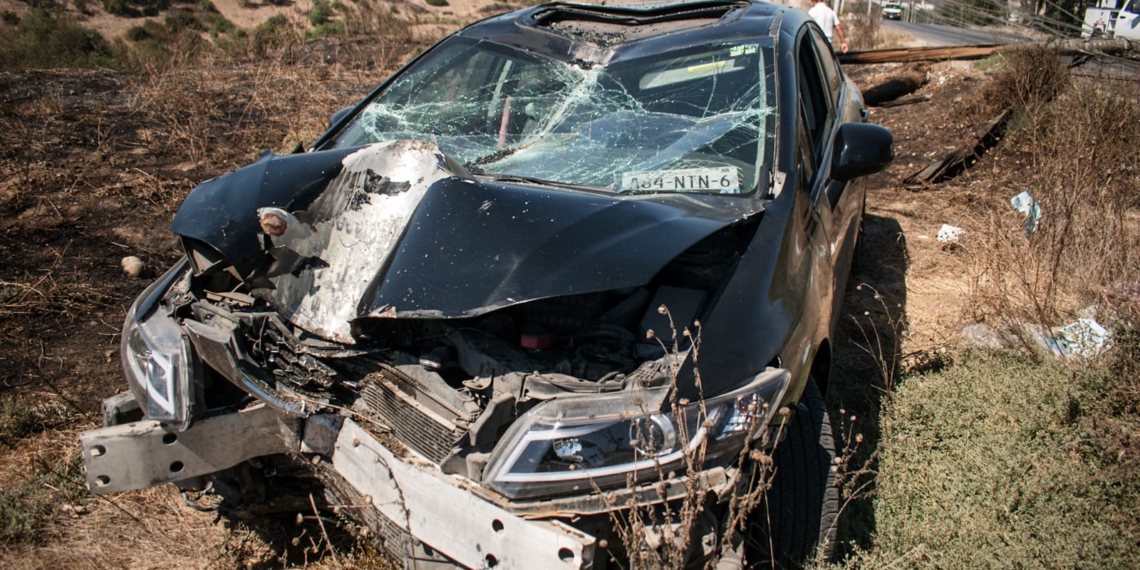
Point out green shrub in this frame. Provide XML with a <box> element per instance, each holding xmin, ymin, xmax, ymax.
<box><xmin>125</xmin><ymin>36</ymin><xmax>170</xmax><ymax>65</ymax></box>
<box><xmin>306</xmin><ymin>19</ymin><xmax>343</xmax><ymax>41</ymax></box>
<box><xmin>0</xmin><ymin>451</ymin><xmax>85</xmax><ymax>544</ymax></box>
<box><xmin>252</xmin><ymin>13</ymin><xmax>294</xmax><ymax>52</ymax></box>
<box><xmin>845</xmin><ymin>352</ymin><xmax>1140</xmax><ymax>568</ymax></box>
<box><xmin>1</xmin><ymin>11</ymin><xmax>19</xmax><ymax>25</ymax></box>
<box><xmin>204</xmin><ymin>14</ymin><xmax>235</xmax><ymax>35</ymax></box>
<box><xmin>0</xmin><ymin>9</ymin><xmax>116</xmax><ymax>70</ymax></box>
<box><xmin>198</xmin><ymin>0</ymin><xmax>217</xmax><ymax>12</ymax></box>
<box><xmin>424</xmin><ymin>0</ymin><xmax>448</xmax><ymax>6</ymax></box>
<box><xmin>309</xmin><ymin>0</ymin><xmax>332</xmax><ymax>26</ymax></box>
<box><xmin>256</xmin><ymin>13</ymin><xmax>288</xmax><ymax>34</ymax></box>
<box><xmin>0</xmin><ymin>399</ymin><xmax>75</xmax><ymax>447</ymax></box>
<box><xmin>102</xmin><ymin>0</ymin><xmax>129</xmax><ymax>15</ymax></box>
<box><xmin>164</xmin><ymin>9</ymin><xmax>203</xmax><ymax>32</ymax></box>
<box><xmin>126</xmin><ymin>24</ymin><xmax>150</xmax><ymax>41</ymax></box>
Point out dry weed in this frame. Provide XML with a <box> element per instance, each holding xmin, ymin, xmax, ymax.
<box><xmin>966</xmin><ymin>54</ymin><xmax>1140</xmax><ymax>334</ymax></box>
<box><xmin>598</xmin><ymin>317</ymin><xmax>781</xmax><ymax>569</ymax></box>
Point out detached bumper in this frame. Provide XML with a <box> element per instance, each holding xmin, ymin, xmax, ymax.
<box><xmin>79</xmin><ymin>401</ymin><xmax>596</xmax><ymax>570</ymax></box>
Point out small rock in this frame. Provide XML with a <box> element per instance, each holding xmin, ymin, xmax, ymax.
<box><xmin>121</xmin><ymin>256</ymin><xmax>144</xmax><ymax>278</ymax></box>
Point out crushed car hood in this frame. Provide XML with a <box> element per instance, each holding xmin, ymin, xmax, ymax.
<box><xmin>173</xmin><ymin>141</ymin><xmax>754</xmax><ymax>343</ymax></box>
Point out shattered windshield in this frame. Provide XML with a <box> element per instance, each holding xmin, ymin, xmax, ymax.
<box><xmin>329</xmin><ymin>37</ymin><xmax>775</xmax><ymax>195</ymax></box>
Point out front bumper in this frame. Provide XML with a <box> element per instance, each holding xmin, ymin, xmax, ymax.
<box><xmin>80</xmin><ymin>401</ymin><xmax>596</xmax><ymax>569</ymax></box>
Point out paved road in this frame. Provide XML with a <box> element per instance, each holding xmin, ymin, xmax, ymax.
<box><xmin>881</xmin><ymin>20</ymin><xmax>1035</xmax><ymax>46</ymax></box>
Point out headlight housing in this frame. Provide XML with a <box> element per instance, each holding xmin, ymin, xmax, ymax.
<box><xmin>483</xmin><ymin>368</ymin><xmax>790</xmax><ymax>500</ymax></box>
<box><xmin>121</xmin><ymin>260</ymin><xmax>199</xmax><ymax>431</ymax></box>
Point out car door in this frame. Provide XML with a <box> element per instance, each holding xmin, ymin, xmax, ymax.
<box><xmin>794</xmin><ymin>25</ymin><xmax>840</xmax><ymax>338</ymax></box>
<box><xmin>796</xmin><ymin>25</ymin><xmax>863</xmax><ymax>339</ymax></box>
<box><xmin>809</xmin><ymin>28</ymin><xmax>864</xmax><ymax>305</ymax></box>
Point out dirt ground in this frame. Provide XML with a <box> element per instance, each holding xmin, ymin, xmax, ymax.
<box><xmin>0</xmin><ymin>13</ymin><xmax>1029</xmax><ymax>568</ymax></box>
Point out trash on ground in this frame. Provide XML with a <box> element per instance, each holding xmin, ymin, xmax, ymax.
<box><xmin>961</xmin><ymin>322</ymin><xmax>1008</xmax><ymax>350</ymax></box>
<box><xmin>1031</xmin><ymin>318</ymin><xmax>1111</xmax><ymax>358</ymax></box>
<box><xmin>1009</xmin><ymin>190</ymin><xmax>1042</xmax><ymax>235</ymax></box>
<box><xmin>964</xmin><ymin>317</ymin><xmax>1111</xmax><ymax>358</ymax></box>
<box><xmin>936</xmin><ymin>224</ymin><xmax>965</xmax><ymax>244</ymax></box>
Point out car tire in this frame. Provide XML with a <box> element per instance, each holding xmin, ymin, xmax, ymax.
<box><xmin>748</xmin><ymin>377</ymin><xmax>839</xmax><ymax>565</ymax></box>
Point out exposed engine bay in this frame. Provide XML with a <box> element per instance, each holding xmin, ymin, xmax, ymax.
<box><xmin>168</xmin><ymin>212</ymin><xmax>754</xmax><ymax>483</ymax></box>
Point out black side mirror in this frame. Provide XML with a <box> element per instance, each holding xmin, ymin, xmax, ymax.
<box><xmin>831</xmin><ymin>122</ymin><xmax>894</xmax><ymax>182</ymax></box>
<box><xmin>329</xmin><ymin>106</ymin><xmax>354</xmax><ymax>129</ymax></box>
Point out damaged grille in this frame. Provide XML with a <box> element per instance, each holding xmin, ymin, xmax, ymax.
<box><xmin>241</xmin><ymin>315</ymin><xmax>338</xmax><ymax>390</ymax></box>
<box><xmin>360</xmin><ymin>365</ymin><xmax>468</xmax><ymax>464</ymax></box>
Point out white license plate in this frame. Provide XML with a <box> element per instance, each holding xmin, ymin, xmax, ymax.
<box><xmin>621</xmin><ymin>167</ymin><xmax>740</xmax><ymax>194</ymax></box>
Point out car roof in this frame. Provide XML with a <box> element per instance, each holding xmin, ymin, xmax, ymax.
<box><xmin>457</xmin><ymin>1</ymin><xmax>802</xmax><ymax>64</ymax></box>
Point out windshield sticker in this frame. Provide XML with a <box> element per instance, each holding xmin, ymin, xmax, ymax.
<box><xmin>729</xmin><ymin>44</ymin><xmax>759</xmax><ymax>57</ymax></box>
<box><xmin>621</xmin><ymin>167</ymin><xmax>740</xmax><ymax>194</ymax></box>
<box><xmin>640</xmin><ymin>58</ymin><xmax>743</xmax><ymax>90</ymax></box>
<box><xmin>336</xmin><ymin>41</ymin><xmax>772</xmax><ymax>196</ymax></box>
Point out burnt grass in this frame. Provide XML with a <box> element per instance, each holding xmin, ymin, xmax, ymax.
<box><xmin>2</xmin><ymin>35</ymin><xmax>1130</xmax><ymax>567</ymax></box>
<box><xmin>0</xmin><ymin>38</ymin><xmax>421</xmax><ymax>566</ymax></box>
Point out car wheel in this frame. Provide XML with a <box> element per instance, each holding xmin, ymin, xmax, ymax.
<box><xmin>748</xmin><ymin>377</ymin><xmax>839</xmax><ymax>565</ymax></box>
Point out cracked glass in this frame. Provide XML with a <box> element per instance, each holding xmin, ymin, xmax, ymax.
<box><xmin>330</xmin><ymin>37</ymin><xmax>776</xmax><ymax>196</ymax></box>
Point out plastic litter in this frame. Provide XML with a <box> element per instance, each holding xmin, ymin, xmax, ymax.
<box><xmin>1039</xmin><ymin>318</ymin><xmax>1111</xmax><ymax>358</ymax></box>
<box><xmin>1009</xmin><ymin>190</ymin><xmax>1042</xmax><ymax>235</ymax></box>
<box><xmin>936</xmin><ymin>224</ymin><xmax>965</xmax><ymax>244</ymax></box>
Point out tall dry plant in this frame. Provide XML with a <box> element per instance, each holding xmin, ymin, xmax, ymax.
<box><xmin>598</xmin><ymin>313</ymin><xmax>782</xmax><ymax>569</ymax></box>
<box><xmin>967</xmin><ymin>47</ymin><xmax>1140</xmax><ymax>337</ymax></box>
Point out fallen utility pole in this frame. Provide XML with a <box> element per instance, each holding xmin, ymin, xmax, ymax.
<box><xmin>840</xmin><ymin>38</ymin><xmax>1137</xmax><ymax>65</ymax></box>
<box><xmin>903</xmin><ymin>108</ymin><xmax>1011</xmax><ymax>190</ymax></box>
<box><xmin>840</xmin><ymin>44</ymin><xmax>1003</xmax><ymax>64</ymax></box>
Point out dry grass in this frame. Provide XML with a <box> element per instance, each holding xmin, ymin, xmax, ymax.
<box><xmin>0</xmin><ymin>13</ymin><xmax>442</xmax><ymax>569</ymax></box>
<box><xmin>963</xmin><ymin>46</ymin><xmax>1140</xmax><ymax>336</ymax></box>
<box><xmin>4</xmin><ymin>9</ymin><xmax>1138</xmax><ymax>570</ymax></box>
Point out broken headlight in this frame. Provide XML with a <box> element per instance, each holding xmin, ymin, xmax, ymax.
<box><xmin>483</xmin><ymin>368</ymin><xmax>790</xmax><ymax>500</ymax></box>
<box><xmin>121</xmin><ymin>260</ymin><xmax>197</xmax><ymax>431</ymax></box>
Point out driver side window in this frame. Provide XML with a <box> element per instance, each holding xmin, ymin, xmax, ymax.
<box><xmin>797</xmin><ymin>29</ymin><xmax>835</xmax><ymax>191</ymax></box>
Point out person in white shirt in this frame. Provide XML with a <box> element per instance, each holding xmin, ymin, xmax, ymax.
<box><xmin>808</xmin><ymin>0</ymin><xmax>849</xmax><ymax>53</ymax></box>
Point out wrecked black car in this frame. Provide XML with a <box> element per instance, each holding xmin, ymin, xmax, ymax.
<box><xmin>81</xmin><ymin>1</ymin><xmax>892</xmax><ymax>568</ymax></box>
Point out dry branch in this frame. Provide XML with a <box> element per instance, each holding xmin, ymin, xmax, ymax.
<box><xmin>903</xmin><ymin>108</ymin><xmax>1011</xmax><ymax>189</ymax></box>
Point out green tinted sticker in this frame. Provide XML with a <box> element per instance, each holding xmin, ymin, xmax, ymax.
<box><xmin>729</xmin><ymin>44</ymin><xmax>759</xmax><ymax>57</ymax></box>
